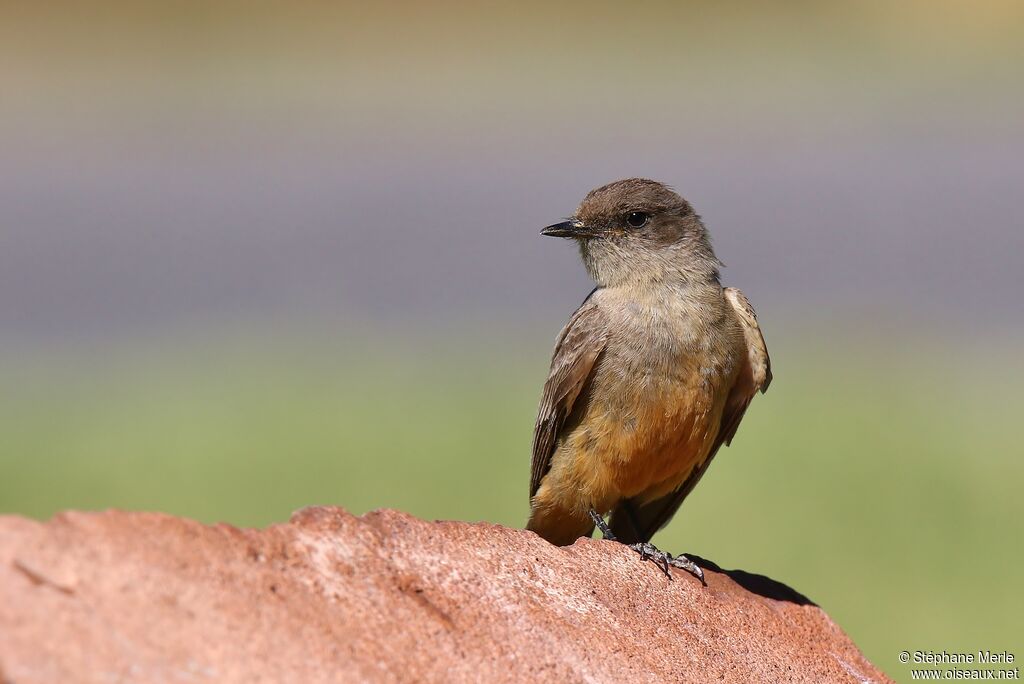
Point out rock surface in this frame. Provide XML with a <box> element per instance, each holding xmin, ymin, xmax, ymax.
<box><xmin>0</xmin><ymin>507</ymin><xmax>889</xmax><ymax>683</ymax></box>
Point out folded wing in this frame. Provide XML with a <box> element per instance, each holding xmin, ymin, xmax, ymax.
<box><xmin>530</xmin><ymin>293</ymin><xmax>609</xmax><ymax>499</ymax></box>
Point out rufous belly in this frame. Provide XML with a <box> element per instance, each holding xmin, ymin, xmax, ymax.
<box><xmin>542</xmin><ymin>369</ymin><xmax>731</xmax><ymax>517</ymax></box>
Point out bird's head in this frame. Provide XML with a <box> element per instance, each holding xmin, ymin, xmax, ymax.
<box><xmin>541</xmin><ymin>178</ymin><xmax>721</xmax><ymax>288</ymax></box>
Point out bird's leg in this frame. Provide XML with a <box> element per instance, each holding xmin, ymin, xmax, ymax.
<box><xmin>587</xmin><ymin>509</ymin><xmax>705</xmax><ymax>585</ymax></box>
<box><xmin>588</xmin><ymin>509</ymin><xmax>618</xmax><ymax>541</ymax></box>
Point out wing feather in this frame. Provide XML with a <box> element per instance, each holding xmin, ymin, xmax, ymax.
<box><xmin>530</xmin><ymin>293</ymin><xmax>609</xmax><ymax>498</ymax></box>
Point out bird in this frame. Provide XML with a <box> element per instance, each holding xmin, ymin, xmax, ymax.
<box><xmin>526</xmin><ymin>178</ymin><xmax>771</xmax><ymax>581</ymax></box>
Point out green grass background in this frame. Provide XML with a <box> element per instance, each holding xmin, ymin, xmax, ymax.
<box><xmin>2</xmin><ymin>325</ymin><xmax>1021</xmax><ymax>679</ymax></box>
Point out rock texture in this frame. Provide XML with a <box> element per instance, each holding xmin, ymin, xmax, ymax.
<box><xmin>0</xmin><ymin>507</ymin><xmax>889</xmax><ymax>683</ymax></box>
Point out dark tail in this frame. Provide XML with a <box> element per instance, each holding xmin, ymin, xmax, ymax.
<box><xmin>608</xmin><ymin>494</ymin><xmax>686</xmax><ymax>544</ymax></box>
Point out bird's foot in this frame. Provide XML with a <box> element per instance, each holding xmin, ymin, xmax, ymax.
<box><xmin>587</xmin><ymin>509</ymin><xmax>705</xmax><ymax>585</ymax></box>
<box><xmin>628</xmin><ymin>541</ymin><xmax>705</xmax><ymax>584</ymax></box>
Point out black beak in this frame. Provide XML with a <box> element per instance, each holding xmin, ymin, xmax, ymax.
<box><xmin>540</xmin><ymin>219</ymin><xmax>600</xmax><ymax>239</ymax></box>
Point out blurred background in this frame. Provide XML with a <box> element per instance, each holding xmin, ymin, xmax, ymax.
<box><xmin>1</xmin><ymin>1</ymin><xmax>1021</xmax><ymax>678</ymax></box>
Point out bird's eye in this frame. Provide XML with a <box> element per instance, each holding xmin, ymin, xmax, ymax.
<box><xmin>626</xmin><ymin>211</ymin><xmax>649</xmax><ymax>228</ymax></box>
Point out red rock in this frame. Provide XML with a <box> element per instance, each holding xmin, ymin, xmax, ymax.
<box><xmin>0</xmin><ymin>507</ymin><xmax>889</xmax><ymax>683</ymax></box>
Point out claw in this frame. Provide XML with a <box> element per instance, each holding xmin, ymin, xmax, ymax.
<box><xmin>628</xmin><ymin>541</ymin><xmax>704</xmax><ymax>584</ymax></box>
<box><xmin>669</xmin><ymin>554</ymin><xmax>706</xmax><ymax>585</ymax></box>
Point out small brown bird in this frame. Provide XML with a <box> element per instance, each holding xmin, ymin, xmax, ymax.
<box><xmin>527</xmin><ymin>179</ymin><xmax>771</xmax><ymax>581</ymax></box>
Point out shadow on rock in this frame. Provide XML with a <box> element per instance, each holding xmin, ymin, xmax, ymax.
<box><xmin>687</xmin><ymin>553</ymin><xmax>816</xmax><ymax>606</ymax></box>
